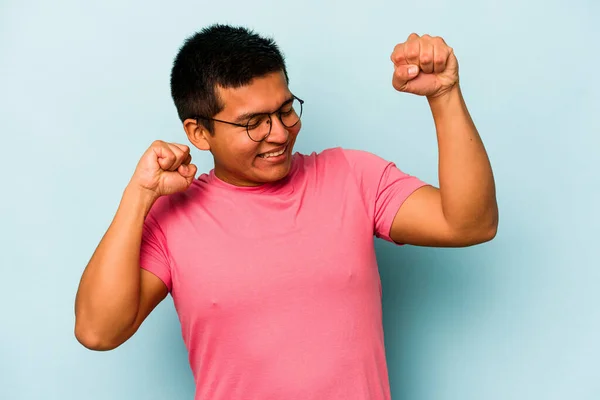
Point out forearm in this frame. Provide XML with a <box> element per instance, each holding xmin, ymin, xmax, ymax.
<box><xmin>75</xmin><ymin>185</ymin><xmax>158</xmax><ymax>347</ymax></box>
<box><xmin>428</xmin><ymin>84</ymin><xmax>498</xmax><ymax>234</ymax></box>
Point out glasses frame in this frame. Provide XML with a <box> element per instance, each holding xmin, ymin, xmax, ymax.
<box><xmin>194</xmin><ymin>95</ymin><xmax>304</xmax><ymax>142</ymax></box>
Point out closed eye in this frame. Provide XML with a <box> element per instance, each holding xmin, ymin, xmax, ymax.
<box><xmin>235</xmin><ymin>96</ymin><xmax>295</xmax><ymax>125</ymax></box>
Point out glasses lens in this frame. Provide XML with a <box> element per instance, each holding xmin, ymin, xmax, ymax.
<box><xmin>247</xmin><ymin>114</ymin><xmax>271</xmax><ymax>141</ymax></box>
<box><xmin>280</xmin><ymin>98</ymin><xmax>302</xmax><ymax>127</ymax></box>
<box><xmin>245</xmin><ymin>98</ymin><xmax>303</xmax><ymax>141</ymax></box>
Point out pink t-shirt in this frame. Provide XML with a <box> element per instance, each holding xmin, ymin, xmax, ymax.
<box><xmin>140</xmin><ymin>147</ymin><xmax>427</xmax><ymax>400</ymax></box>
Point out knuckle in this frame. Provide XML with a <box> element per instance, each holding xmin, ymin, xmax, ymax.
<box><xmin>179</xmin><ymin>143</ymin><xmax>190</xmax><ymax>152</ymax></box>
<box><xmin>173</xmin><ymin>144</ymin><xmax>189</xmax><ymax>156</ymax></box>
<box><xmin>406</xmin><ymin>47</ymin><xmax>419</xmax><ymax>59</ymax></box>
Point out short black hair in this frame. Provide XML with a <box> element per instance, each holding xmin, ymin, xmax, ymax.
<box><xmin>170</xmin><ymin>24</ymin><xmax>289</xmax><ymax>132</ymax></box>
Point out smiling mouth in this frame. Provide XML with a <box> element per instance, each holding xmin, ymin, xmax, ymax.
<box><xmin>258</xmin><ymin>145</ymin><xmax>287</xmax><ymax>158</ymax></box>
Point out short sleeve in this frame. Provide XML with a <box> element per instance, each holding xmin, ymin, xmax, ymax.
<box><xmin>140</xmin><ymin>211</ymin><xmax>172</xmax><ymax>292</ymax></box>
<box><xmin>341</xmin><ymin>148</ymin><xmax>429</xmax><ymax>243</ymax></box>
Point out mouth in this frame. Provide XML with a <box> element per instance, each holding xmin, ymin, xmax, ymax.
<box><xmin>257</xmin><ymin>144</ymin><xmax>288</xmax><ymax>159</ymax></box>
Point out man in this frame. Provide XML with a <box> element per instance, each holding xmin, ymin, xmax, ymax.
<box><xmin>75</xmin><ymin>24</ymin><xmax>497</xmax><ymax>400</ymax></box>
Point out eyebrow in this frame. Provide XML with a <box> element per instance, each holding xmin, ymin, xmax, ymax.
<box><xmin>233</xmin><ymin>96</ymin><xmax>295</xmax><ymax>124</ymax></box>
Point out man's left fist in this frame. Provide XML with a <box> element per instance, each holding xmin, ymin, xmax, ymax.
<box><xmin>390</xmin><ymin>33</ymin><xmax>459</xmax><ymax>98</ymax></box>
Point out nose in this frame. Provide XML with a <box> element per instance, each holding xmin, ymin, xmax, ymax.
<box><xmin>265</xmin><ymin>114</ymin><xmax>289</xmax><ymax>143</ymax></box>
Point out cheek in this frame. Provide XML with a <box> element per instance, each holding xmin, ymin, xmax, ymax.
<box><xmin>211</xmin><ymin>136</ymin><xmax>258</xmax><ymax>164</ymax></box>
<box><xmin>288</xmin><ymin>122</ymin><xmax>301</xmax><ymax>140</ymax></box>
<box><xmin>226</xmin><ymin>140</ymin><xmax>261</xmax><ymax>164</ymax></box>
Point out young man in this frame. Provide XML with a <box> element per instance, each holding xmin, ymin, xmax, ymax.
<box><xmin>75</xmin><ymin>24</ymin><xmax>497</xmax><ymax>400</ymax></box>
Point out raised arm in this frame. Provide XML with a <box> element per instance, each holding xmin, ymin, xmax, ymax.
<box><xmin>74</xmin><ymin>141</ymin><xmax>197</xmax><ymax>350</ymax></box>
<box><xmin>388</xmin><ymin>33</ymin><xmax>498</xmax><ymax>247</ymax></box>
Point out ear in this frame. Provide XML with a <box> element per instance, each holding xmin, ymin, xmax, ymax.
<box><xmin>183</xmin><ymin>118</ymin><xmax>211</xmax><ymax>151</ymax></box>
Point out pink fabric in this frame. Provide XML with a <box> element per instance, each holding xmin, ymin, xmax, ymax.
<box><xmin>140</xmin><ymin>147</ymin><xmax>428</xmax><ymax>400</ymax></box>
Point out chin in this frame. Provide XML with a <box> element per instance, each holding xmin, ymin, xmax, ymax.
<box><xmin>257</xmin><ymin>163</ymin><xmax>292</xmax><ymax>183</ymax></box>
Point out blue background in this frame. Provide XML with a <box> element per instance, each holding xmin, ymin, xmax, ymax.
<box><xmin>1</xmin><ymin>0</ymin><xmax>598</xmax><ymax>399</ymax></box>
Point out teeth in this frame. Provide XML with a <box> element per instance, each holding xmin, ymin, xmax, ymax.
<box><xmin>260</xmin><ymin>147</ymin><xmax>286</xmax><ymax>158</ymax></box>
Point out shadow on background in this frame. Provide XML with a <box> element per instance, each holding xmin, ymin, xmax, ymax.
<box><xmin>111</xmin><ymin>298</ymin><xmax>197</xmax><ymax>399</ymax></box>
<box><xmin>376</xmin><ymin>240</ymin><xmax>498</xmax><ymax>399</ymax></box>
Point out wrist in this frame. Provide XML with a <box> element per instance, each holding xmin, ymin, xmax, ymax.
<box><xmin>122</xmin><ymin>183</ymin><xmax>159</xmax><ymax>217</ymax></box>
<box><xmin>427</xmin><ymin>83</ymin><xmax>464</xmax><ymax>118</ymax></box>
<box><xmin>427</xmin><ymin>82</ymin><xmax>460</xmax><ymax>104</ymax></box>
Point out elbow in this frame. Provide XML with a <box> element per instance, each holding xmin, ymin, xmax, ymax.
<box><xmin>74</xmin><ymin>320</ymin><xmax>123</xmax><ymax>351</ymax></box>
<box><xmin>451</xmin><ymin>214</ymin><xmax>498</xmax><ymax>247</ymax></box>
<box><xmin>472</xmin><ymin>213</ymin><xmax>499</xmax><ymax>245</ymax></box>
<box><xmin>478</xmin><ymin>221</ymin><xmax>498</xmax><ymax>243</ymax></box>
<box><xmin>485</xmin><ymin>207</ymin><xmax>499</xmax><ymax>241</ymax></box>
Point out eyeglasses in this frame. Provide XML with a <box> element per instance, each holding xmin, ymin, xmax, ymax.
<box><xmin>194</xmin><ymin>96</ymin><xmax>304</xmax><ymax>142</ymax></box>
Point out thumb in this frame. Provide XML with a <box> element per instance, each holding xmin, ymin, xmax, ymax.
<box><xmin>392</xmin><ymin>64</ymin><xmax>420</xmax><ymax>88</ymax></box>
<box><xmin>178</xmin><ymin>163</ymin><xmax>197</xmax><ymax>179</ymax></box>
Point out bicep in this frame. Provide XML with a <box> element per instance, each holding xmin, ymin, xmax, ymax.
<box><xmin>389</xmin><ymin>185</ymin><xmax>466</xmax><ymax>247</ymax></box>
<box><xmin>117</xmin><ymin>269</ymin><xmax>169</xmax><ymax>344</ymax></box>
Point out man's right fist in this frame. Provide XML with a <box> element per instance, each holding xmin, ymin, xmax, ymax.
<box><xmin>130</xmin><ymin>140</ymin><xmax>198</xmax><ymax>198</ymax></box>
